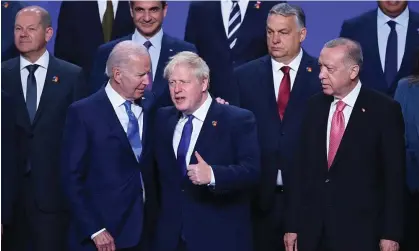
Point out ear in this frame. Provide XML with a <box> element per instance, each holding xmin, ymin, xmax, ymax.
<box><xmin>163</xmin><ymin>3</ymin><xmax>168</xmax><ymax>18</ymax></box>
<box><xmin>113</xmin><ymin>67</ymin><xmax>122</xmax><ymax>83</ymax></box>
<box><xmin>45</xmin><ymin>27</ymin><xmax>53</xmax><ymax>42</ymax></box>
<box><xmin>129</xmin><ymin>3</ymin><xmax>134</xmax><ymax>18</ymax></box>
<box><xmin>201</xmin><ymin>77</ymin><xmax>209</xmax><ymax>92</ymax></box>
<box><xmin>299</xmin><ymin>27</ymin><xmax>307</xmax><ymax>43</ymax></box>
<box><xmin>349</xmin><ymin>65</ymin><xmax>360</xmax><ymax>80</ymax></box>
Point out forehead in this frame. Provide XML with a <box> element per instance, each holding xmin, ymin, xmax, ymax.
<box><xmin>267</xmin><ymin>14</ymin><xmax>296</xmax><ymax>29</ymax></box>
<box><xmin>131</xmin><ymin>1</ymin><xmax>163</xmax><ymax>9</ymax></box>
<box><xmin>169</xmin><ymin>64</ymin><xmax>195</xmax><ymax>79</ymax></box>
<box><xmin>320</xmin><ymin>47</ymin><xmax>345</xmax><ymax>64</ymax></box>
<box><xmin>15</xmin><ymin>10</ymin><xmax>42</xmax><ymax>25</ymax></box>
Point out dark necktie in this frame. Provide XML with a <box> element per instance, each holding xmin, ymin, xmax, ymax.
<box><xmin>102</xmin><ymin>0</ymin><xmax>114</xmax><ymax>42</ymax></box>
<box><xmin>277</xmin><ymin>66</ymin><xmax>291</xmax><ymax>120</ymax></box>
<box><xmin>26</xmin><ymin>64</ymin><xmax>39</xmax><ymax>123</ymax></box>
<box><xmin>123</xmin><ymin>101</ymin><xmax>142</xmax><ymax>161</ymax></box>
<box><xmin>227</xmin><ymin>0</ymin><xmax>241</xmax><ymax>49</ymax></box>
<box><xmin>384</xmin><ymin>20</ymin><xmax>398</xmax><ymax>88</ymax></box>
<box><xmin>177</xmin><ymin>115</ymin><xmax>194</xmax><ymax>176</ymax></box>
<box><xmin>143</xmin><ymin>40</ymin><xmax>153</xmax><ymax>90</ymax></box>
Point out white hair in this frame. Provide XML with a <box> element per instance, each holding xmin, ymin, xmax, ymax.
<box><xmin>163</xmin><ymin>51</ymin><xmax>210</xmax><ymax>84</ymax></box>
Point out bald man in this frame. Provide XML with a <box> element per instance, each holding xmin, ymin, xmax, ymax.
<box><xmin>61</xmin><ymin>40</ymin><xmax>159</xmax><ymax>251</ymax></box>
<box><xmin>1</xmin><ymin>6</ymin><xmax>87</xmax><ymax>251</ymax></box>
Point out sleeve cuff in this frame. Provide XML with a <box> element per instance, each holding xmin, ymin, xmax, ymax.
<box><xmin>209</xmin><ymin>166</ymin><xmax>215</xmax><ymax>186</ymax></box>
<box><xmin>91</xmin><ymin>228</ymin><xmax>106</xmax><ymax>240</ymax></box>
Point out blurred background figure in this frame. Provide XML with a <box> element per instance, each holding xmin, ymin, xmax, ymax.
<box><xmin>2</xmin><ymin>1</ymin><xmax>25</xmax><ymax>62</ymax></box>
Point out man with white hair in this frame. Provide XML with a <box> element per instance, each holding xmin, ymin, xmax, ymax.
<box><xmin>62</xmin><ymin>40</ymin><xmax>159</xmax><ymax>251</ymax></box>
<box><xmin>152</xmin><ymin>51</ymin><xmax>260</xmax><ymax>251</ymax></box>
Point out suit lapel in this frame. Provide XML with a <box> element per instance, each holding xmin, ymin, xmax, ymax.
<box><xmin>319</xmin><ymin>95</ymin><xmax>334</xmax><ymax>171</ymax></box>
<box><xmin>258</xmin><ymin>56</ymin><xmax>281</xmax><ymax>125</ymax></box>
<box><xmin>154</xmin><ymin>34</ymin><xmax>174</xmax><ymax>98</ymax></box>
<box><xmin>166</xmin><ymin>108</ymin><xmax>181</xmax><ymax>164</ymax></box>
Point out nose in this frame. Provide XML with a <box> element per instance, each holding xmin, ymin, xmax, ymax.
<box><xmin>173</xmin><ymin>82</ymin><xmax>182</xmax><ymax>93</ymax></box>
<box><xmin>272</xmin><ymin>33</ymin><xmax>281</xmax><ymax>44</ymax></box>
<box><xmin>143</xmin><ymin>12</ymin><xmax>151</xmax><ymax>22</ymax></box>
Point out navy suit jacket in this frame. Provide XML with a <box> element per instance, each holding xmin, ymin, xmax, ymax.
<box><xmin>394</xmin><ymin>78</ymin><xmax>419</xmax><ymax>192</ymax></box>
<box><xmin>340</xmin><ymin>8</ymin><xmax>419</xmax><ymax>97</ymax></box>
<box><xmin>1</xmin><ymin>55</ymin><xmax>88</xmax><ymax>212</ymax></box>
<box><xmin>234</xmin><ymin>52</ymin><xmax>322</xmax><ymax>212</ymax></box>
<box><xmin>185</xmin><ymin>1</ymin><xmax>283</xmax><ymax>104</ymax></box>
<box><xmin>152</xmin><ymin>101</ymin><xmax>260</xmax><ymax>251</ymax></box>
<box><xmin>61</xmin><ymin>88</ymin><xmax>158</xmax><ymax>250</ymax></box>
<box><xmin>287</xmin><ymin>87</ymin><xmax>405</xmax><ymax>250</ymax></box>
<box><xmin>1</xmin><ymin>91</ymin><xmax>19</xmax><ymax>226</ymax></box>
<box><xmin>89</xmin><ymin>33</ymin><xmax>197</xmax><ymax>107</ymax></box>
<box><xmin>1</xmin><ymin>1</ymin><xmax>25</xmax><ymax>62</ymax></box>
<box><xmin>54</xmin><ymin>1</ymin><xmax>134</xmax><ymax>76</ymax></box>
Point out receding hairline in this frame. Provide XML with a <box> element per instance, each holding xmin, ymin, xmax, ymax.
<box><xmin>16</xmin><ymin>6</ymin><xmax>52</xmax><ymax>28</ymax></box>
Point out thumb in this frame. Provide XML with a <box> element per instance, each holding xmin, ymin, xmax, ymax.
<box><xmin>194</xmin><ymin>151</ymin><xmax>205</xmax><ymax>163</ymax></box>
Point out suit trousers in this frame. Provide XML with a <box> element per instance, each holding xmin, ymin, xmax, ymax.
<box><xmin>402</xmin><ymin>191</ymin><xmax>419</xmax><ymax>251</ymax></box>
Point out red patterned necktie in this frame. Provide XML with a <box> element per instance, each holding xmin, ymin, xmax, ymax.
<box><xmin>277</xmin><ymin>66</ymin><xmax>291</xmax><ymax>120</ymax></box>
<box><xmin>328</xmin><ymin>101</ymin><xmax>347</xmax><ymax>168</ymax></box>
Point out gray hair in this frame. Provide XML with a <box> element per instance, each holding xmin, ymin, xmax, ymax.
<box><xmin>17</xmin><ymin>6</ymin><xmax>52</xmax><ymax>28</ymax></box>
<box><xmin>324</xmin><ymin>37</ymin><xmax>363</xmax><ymax>68</ymax></box>
<box><xmin>163</xmin><ymin>51</ymin><xmax>210</xmax><ymax>84</ymax></box>
<box><xmin>269</xmin><ymin>3</ymin><xmax>306</xmax><ymax>29</ymax></box>
<box><xmin>106</xmin><ymin>40</ymin><xmax>149</xmax><ymax>77</ymax></box>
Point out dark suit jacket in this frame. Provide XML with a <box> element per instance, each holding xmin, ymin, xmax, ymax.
<box><xmin>1</xmin><ymin>55</ymin><xmax>88</xmax><ymax>212</ymax></box>
<box><xmin>89</xmin><ymin>33</ymin><xmax>197</xmax><ymax>107</ymax></box>
<box><xmin>394</xmin><ymin>78</ymin><xmax>419</xmax><ymax>192</ymax></box>
<box><xmin>1</xmin><ymin>91</ymin><xmax>19</xmax><ymax>226</ymax></box>
<box><xmin>185</xmin><ymin>1</ymin><xmax>282</xmax><ymax>104</ymax></box>
<box><xmin>287</xmin><ymin>87</ymin><xmax>405</xmax><ymax>251</ymax></box>
<box><xmin>340</xmin><ymin>8</ymin><xmax>419</xmax><ymax>96</ymax></box>
<box><xmin>1</xmin><ymin>1</ymin><xmax>24</xmax><ymax>62</ymax></box>
<box><xmin>54</xmin><ymin>1</ymin><xmax>134</xmax><ymax>76</ymax></box>
<box><xmin>61</xmin><ymin>88</ymin><xmax>158</xmax><ymax>250</ymax></box>
<box><xmin>152</xmin><ymin>100</ymin><xmax>260</xmax><ymax>251</ymax></box>
<box><xmin>234</xmin><ymin>52</ymin><xmax>322</xmax><ymax>212</ymax></box>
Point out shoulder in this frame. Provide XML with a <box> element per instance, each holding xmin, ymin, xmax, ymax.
<box><xmin>342</xmin><ymin>9</ymin><xmax>376</xmax><ymax>27</ymax></box>
<box><xmin>53</xmin><ymin>56</ymin><xmax>83</xmax><ymax>73</ymax></box>
<box><xmin>235</xmin><ymin>55</ymin><xmax>269</xmax><ymax>75</ymax></box>
<box><xmin>361</xmin><ymin>87</ymin><xmax>400</xmax><ymax>112</ymax></box>
<box><xmin>164</xmin><ymin>34</ymin><xmax>196</xmax><ymax>51</ymax></box>
<box><xmin>1</xmin><ymin>57</ymin><xmax>19</xmax><ymax>70</ymax></box>
<box><xmin>218</xmin><ymin>103</ymin><xmax>256</xmax><ymax>124</ymax></box>
<box><xmin>98</xmin><ymin>35</ymin><xmax>132</xmax><ymax>53</ymax></box>
<box><xmin>156</xmin><ymin>105</ymin><xmax>178</xmax><ymax>119</ymax></box>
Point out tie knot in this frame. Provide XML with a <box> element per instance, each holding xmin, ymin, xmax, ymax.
<box><xmin>281</xmin><ymin>66</ymin><xmax>291</xmax><ymax>74</ymax></box>
<box><xmin>186</xmin><ymin>114</ymin><xmax>194</xmax><ymax>122</ymax></box>
<box><xmin>123</xmin><ymin>100</ymin><xmax>133</xmax><ymax>111</ymax></box>
<box><xmin>26</xmin><ymin>64</ymin><xmax>39</xmax><ymax>74</ymax></box>
<box><xmin>336</xmin><ymin>101</ymin><xmax>346</xmax><ymax>112</ymax></box>
<box><xmin>387</xmin><ymin>20</ymin><xmax>396</xmax><ymax>30</ymax></box>
<box><xmin>143</xmin><ymin>40</ymin><xmax>152</xmax><ymax>50</ymax></box>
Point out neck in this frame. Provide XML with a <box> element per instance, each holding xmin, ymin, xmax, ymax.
<box><xmin>22</xmin><ymin>48</ymin><xmax>47</xmax><ymax>64</ymax></box>
<box><xmin>185</xmin><ymin>92</ymin><xmax>209</xmax><ymax>115</ymax></box>
<box><xmin>137</xmin><ymin>27</ymin><xmax>161</xmax><ymax>40</ymax></box>
<box><xmin>273</xmin><ymin>50</ymin><xmax>300</xmax><ymax>65</ymax></box>
<box><xmin>334</xmin><ymin>80</ymin><xmax>358</xmax><ymax>100</ymax></box>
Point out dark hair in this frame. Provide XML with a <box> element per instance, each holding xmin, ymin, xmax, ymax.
<box><xmin>407</xmin><ymin>47</ymin><xmax>419</xmax><ymax>85</ymax></box>
<box><xmin>129</xmin><ymin>1</ymin><xmax>167</xmax><ymax>9</ymax></box>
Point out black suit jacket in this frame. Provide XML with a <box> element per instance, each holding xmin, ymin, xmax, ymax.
<box><xmin>340</xmin><ymin>8</ymin><xmax>419</xmax><ymax>97</ymax></box>
<box><xmin>234</xmin><ymin>52</ymin><xmax>322</xmax><ymax>212</ymax></box>
<box><xmin>1</xmin><ymin>55</ymin><xmax>88</xmax><ymax>212</ymax></box>
<box><xmin>1</xmin><ymin>91</ymin><xmax>19</xmax><ymax>226</ymax></box>
<box><xmin>54</xmin><ymin>1</ymin><xmax>134</xmax><ymax>76</ymax></box>
<box><xmin>287</xmin><ymin>87</ymin><xmax>405</xmax><ymax>251</ymax></box>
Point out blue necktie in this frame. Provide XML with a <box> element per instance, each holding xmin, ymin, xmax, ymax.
<box><xmin>123</xmin><ymin>101</ymin><xmax>142</xmax><ymax>161</ymax></box>
<box><xmin>384</xmin><ymin>20</ymin><xmax>398</xmax><ymax>88</ymax></box>
<box><xmin>227</xmin><ymin>0</ymin><xmax>242</xmax><ymax>49</ymax></box>
<box><xmin>177</xmin><ymin>115</ymin><xmax>194</xmax><ymax>176</ymax></box>
<box><xmin>143</xmin><ymin>40</ymin><xmax>153</xmax><ymax>91</ymax></box>
<box><xmin>26</xmin><ymin>64</ymin><xmax>39</xmax><ymax>123</ymax></box>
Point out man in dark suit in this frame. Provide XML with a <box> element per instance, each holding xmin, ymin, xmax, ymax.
<box><xmin>234</xmin><ymin>3</ymin><xmax>321</xmax><ymax>251</ymax></box>
<box><xmin>1</xmin><ymin>6</ymin><xmax>88</xmax><ymax>251</ymax></box>
<box><xmin>152</xmin><ymin>51</ymin><xmax>260</xmax><ymax>251</ymax></box>
<box><xmin>90</xmin><ymin>0</ymin><xmax>196</xmax><ymax>108</ymax></box>
<box><xmin>62</xmin><ymin>41</ymin><xmax>158</xmax><ymax>251</ymax></box>
<box><xmin>54</xmin><ymin>0</ymin><xmax>134</xmax><ymax>77</ymax></box>
<box><xmin>1</xmin><ymin>1</ymin><xmax>25</xmax><ymax>62</ymax></box>
<box><xmin>284</xmin><ymin>38</ymin><xmax>405</xmax><ymax>251</ymax></box>
<box><xmin>1</xmin><ymin>91</ymin><xmax>19</xmax><ymax>239</ymax></box>
<box><xmin>185</xmin><ymin>0</ymin><xmax>283</xmax><ymax>104</ymax></box>
<box><xmin>340</xmin><ymin>0</ymin><xmax>419</xmax><ymax>97</ymax></box>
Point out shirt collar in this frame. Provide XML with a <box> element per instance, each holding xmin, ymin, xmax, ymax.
<box><xmin>183</xmin><ymin>94</ymin><xmax>213</xmax><ymax>122</ymax></box>
<box><xmin>132</xmin><ymin>28</ymin><xmax>163</xmax><ymax>50</ymax></box>
<box><xmin>333</xmin><ymin>80</ymin><xmax>362</xmax><ymax>108</ymax></box>
<box><xmin>271</xmin><ymin>48</ymin><xmax>303</xmax><ymax>73</ymax></box>
<box><xmin>105</xmin><ymin>82</ymin><xmax>132</xmax><ymax>109</ymax></box>
<box><xmin>20</xmin><ymin>50</ymin><xmax>49</xmax><ymax>71</ymax></box>
<box><xmin>377</xmin><ymin>6</ymin><xmax>409</xmax><ymax>28</ymax></box>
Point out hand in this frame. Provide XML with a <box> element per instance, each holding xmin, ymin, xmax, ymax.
<box><xmin>380</xmin><ymin>239</ymin><xmax>399</xmax><ymax>251</ymax></box>
<box><xmin>284</xmin><ymin>233</ymin><xmax>298</xmax><ymax>251</ymax></box>
<box><xmin>187</xmin><ymin>151</ymin><xmax>211</xmax><ymax>185</ymax></box>
<box><xmin>215</xmin><ymin>97</ymin><xmax>229</xmax><ymax>105</ymax></box>
<box><xmin>93</xmin><ymin>230</ymin><xmax>115</xmax><ymax>251</ymax></box>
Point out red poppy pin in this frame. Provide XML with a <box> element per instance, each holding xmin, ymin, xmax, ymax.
<box><xmin>52</xmin><ymin>76</ymin><xmax>59</xmax><ymax>83</ymax></box>
<box><xmin>306</xmin><ymin>67</ymin><xmax>312</xmax><ymax>72</ymax></box>
<box><xmin>254</xmin><ymin>1</ymin><xmax>261</xmax><ymax>9</ymax></box>
<box><xmin>3</xmin><ymin>2</ymin><xmax>9</xmax><ymax>8</ymax></box>
<box><xmin>212</xmin><ymin>121</ymin><xmax>218</xmax><ymax>127</ymax></box>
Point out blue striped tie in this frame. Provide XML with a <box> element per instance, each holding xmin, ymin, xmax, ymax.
<box><xmin>227</xmin><ymin>0</ymin><xmax>241</xmax><ymax>49</ymax></box>
<box><xmin>123</xmin><ymin>101</ymin><xmax>142</xmax><ymax>161</ymax></box>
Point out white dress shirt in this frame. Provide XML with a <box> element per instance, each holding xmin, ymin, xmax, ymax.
<box><xmin>326</xmin><ymin>81</ymin><xmax>362</xmax><ymax>157</ymax></box>
<box><xmin>270</xmin><ymin>48</ymin><xmax>303</xmax><ymax>185</ymax></box>
<box><xmin>20</xmin><ymin>50</ymin><xmax>49</xmax><ymax>109</ymax></box>
<box><xmin>131</xmin><ymin>28</ymin><xmax>163</xmax><ymax>80</ymax></box>
<box><xmin>97</xmin><ymin>0</ymin><xmax>119</xmax><ymax>23</ymax></box>
<box><xmin>91</xmin><ymin>82</ymin><xmax>145</xmax><ymax>239</ymax></box>
<box><xmin>220</xmin><ymin>0</ymin><xmax>249</xmax><ymax>37</ymax></box>
<box><xmin>173</xmin><ymin>95</ymin><xmax>215</xmax><ymax>185</ymax></box>
<box><xmin>377</xmin><ymin>6</ymin><xmax>409</xmax><ymax>72</ymax></box>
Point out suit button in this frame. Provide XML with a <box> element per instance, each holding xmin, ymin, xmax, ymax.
<box><xmin>181</xmin><ymin>189</ymin><xmax>185</xmax><ymax>192</ymax></box>
<box><xmin>325</xmin><ymin>179</ymin><xmax>330</xmax><ymax>183</ymax></box>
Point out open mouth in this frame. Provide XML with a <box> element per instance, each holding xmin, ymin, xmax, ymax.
<box><xmin>175</xmin><ymin>97</ymin><xmax>186</xmax><ymax>103</ymax></box>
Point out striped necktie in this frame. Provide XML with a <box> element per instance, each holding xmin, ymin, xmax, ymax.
<box><xmin>227</xmin><ymin>1</ymin><xmax>242</xmax><ymax>49</ymax></box>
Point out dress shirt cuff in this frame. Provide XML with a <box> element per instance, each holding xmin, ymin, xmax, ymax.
<box><xmin>209</xmin><ymin>166</ymin><xmax>216</xmax><ymax>186</ymax></box>
<box><xmin>276</xmin><ymin>170</ymin><xmax>283</xmax><ymax>186</ymax></box>
<box><xmin>91</xmin><ymin>228</ymin><xmax>106</xmax><ymax>240</ymax></box>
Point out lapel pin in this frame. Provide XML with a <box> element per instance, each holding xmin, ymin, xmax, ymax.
<box><xmin>306</xmin><ymin>67</ymin><xmax>312</xmax><ymax>72</ymax></box>
<box><xmin>361</xmin><ymin>108</ymin><xmax>366</xmax><ymax>112</ymax></box>
<box><xmin>254</xmin><ymin>1</ymin><xmax>261</xmax><ymax>9</ymax></box>
<box><xmin>3</xmin><ymin>2</ymin><xmax>9</xmax><ymax>8</ymax></box>
<box><xmin>52</xmin><ymin>76</ymin><xmax>59</xmax><ymax>83</ymax></box>
<box><xmin>169</xmin><ymin>49</ymin><xmax>173</xmax><ymax>52</ymax></box>
<box><xmin>212</xmin><ymin>121</ymin><xmax>217</xmax><ymax>127</ymax></box>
